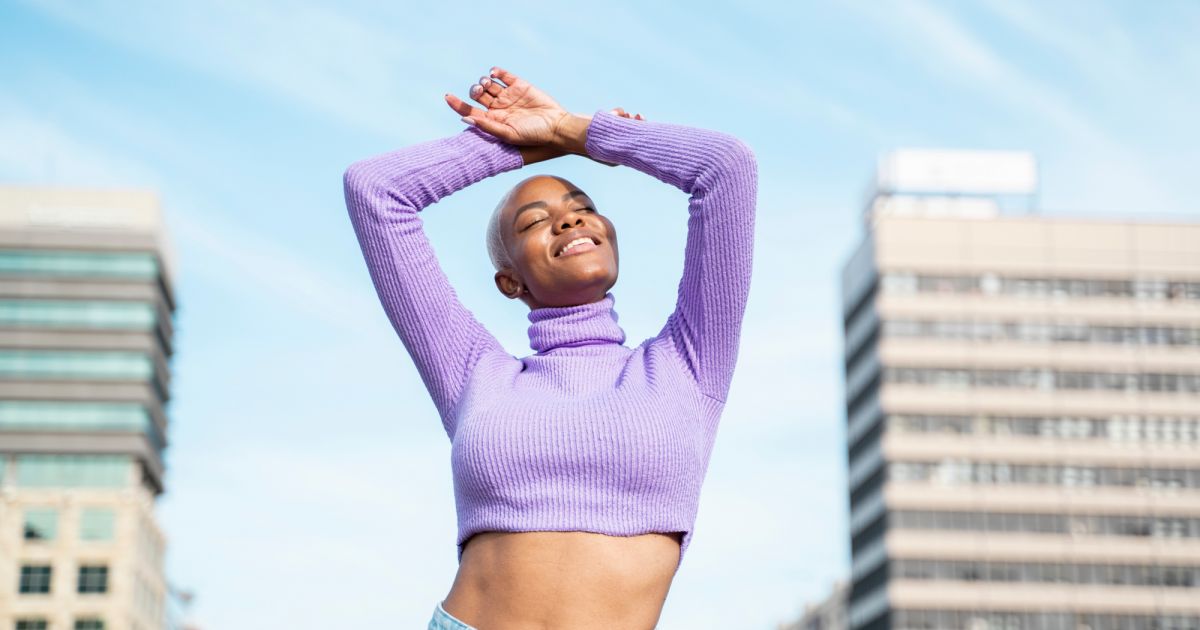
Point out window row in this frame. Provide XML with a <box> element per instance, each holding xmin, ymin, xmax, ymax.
<box><xmin>884</xmin><ymin>367</ymin><xmax>1200</xmax><ymax>394</ymax></box>
<box><xmin>888</xmin><ymin>414</ymin><xmax>1200</xmax><ymax>444</ymax></box>
<box><xmin>18</xmin><ymin>564</ymin><xmax>108</xmax><ymax>594</ymax></box>
<box><xmin>0</xmin><ymin>299</ymin><xmax>156</xmax><ymax>330</ymax></box>
<box><xmin>0</xmin><ymin>248</ymin><xmax>158</xmax><ymax>280</ymax></box>
<box><xmin>889</xmin><ymin>460</ymin><xmax>1200</xmax><ymax>489</ymax></box>
<box><xmin>894</xmin><ymin>609</ymin><xmax>1200</xmax><ymax>630</ymax></box>
<box><xmin>23</xmin><ymin>507</ymin><xmax>116</xmax><ymax>542</ymax></box>
<box><xmin>881</xmin><ymin>272</ymin><xmax>1200</xmax><ymax>301</ymax></box>
<box><xmin>891</xmin><ymin>510</ymin><xmax>1200</xmax><ymax>539</ymax></box>
<box><xmin>883</xmin><ymin>318</ymin><xmax>1200</xmax><ymax>347</ymax></box>
<box><xmin>0</xmin><ymin>350</ymin><xmax>154</xmax><ymax>381</ymax></box>
<box><xmin>0</xmin><ymin>401</ymin><xmax>164</xmax><ymax>452</ymax></box>
<box><xmin>894</xmin><ymin>559</ymin><xmax>1200</xmax><ymax>588</ymax></box>
<box><xmin>2</xmin><ymin>455</ymin><xmax>132</xmax><ymax>488</ymax></box>
<box><xmin>15</xmin><ymin>621</ymin><xmax>105</xmax><ymax>630</ymax></box>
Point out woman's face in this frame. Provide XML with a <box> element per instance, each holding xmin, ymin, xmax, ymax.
<box><xmin>496</xmin><ymin>175</ymin><xmax>619</xmax><ymax>308</ymax></box>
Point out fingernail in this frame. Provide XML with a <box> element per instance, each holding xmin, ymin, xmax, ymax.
<box><xmin>461</xmin><ymin>117</ymin><xmax>475</xmax><ymax>126</ymax></box>
<box><xmin>610</xmin><ymin>109</ymin><xmax>619</xmax><ymax>115</ymax></box>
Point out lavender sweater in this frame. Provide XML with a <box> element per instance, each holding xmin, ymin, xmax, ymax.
<box><xmin>343</xmin><ymin>111</ymin><xmax>756</xmax><ymax>568</ymax></box>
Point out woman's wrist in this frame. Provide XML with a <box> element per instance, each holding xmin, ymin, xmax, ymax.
<box><xmin>552</xmin><ymin>113</ymin><xmax>593</xmax><ymax>156</ymax></box>
<box><xmin>517</xmin><ymin>144</ymin><xmax>567</xmax><ymax>166</ymax></box>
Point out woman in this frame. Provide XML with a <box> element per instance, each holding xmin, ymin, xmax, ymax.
<box><xmin>343</xmin><ymin>67</ymin><xmax>756</xmax><ymax>630</ymax></box>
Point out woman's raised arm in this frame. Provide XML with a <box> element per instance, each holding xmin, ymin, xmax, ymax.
<box><xmin>438</xmin><ymin>66</ymin><xmax>757</xmax><ymax>402</ymax></box>
<box><xmin>581</xmin><ymin>111</ymin><xmax>758</xmax><ymax>403</ymax></box>
<box><xmin>342</xmin><ymin>127</ymin><xmax>522</xmax><ymax>434</ymax></box>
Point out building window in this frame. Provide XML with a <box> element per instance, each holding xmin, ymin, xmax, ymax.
<box><xmin>882</xmin><ymin>318</ymin><xmax>1200</xmax><ymax>347</ymax></box>
<box><xmin>73</xmin><ymin>620</ymin><xmax>105</xmax><ymax>630</ymax></box>
<box><xmin>0</xmin><ymin>299</ymin><xmax>156</xmax><ymax>330</ymax></box>
<box><xmin>15</xmin><ymin>455</ymin><xmax>129</xmax><ymax>488</ymax></box>
<box><xmin>894</xmin><ymin>559</ymin><xmax>1200</xmax><ymax>588</ymax></box>
<box><xmin>884</xmin><ymin>366</ymin><xmax>1200</xmax><ymax>394</ymax></box>
<box><xmin>77</xmin><ymin>565</ymin><xmax>109</xmax><ymax>594</ymax></box>
<box><xmin>893</xmin><ymin>610</ymin><xmax>1200</xmax><ymax>630</ymax></box>
<box><xmin>879</xmin><ymin>272</ymin><xmax>1200</xmax><ymax>302</ymax></box>
<box><xmin>80</xmin><ymin>508</ymin><xmax>116</xmax><ymax>541</ymax></box>
<box><xmin>0</xmin><ymin>350</ymin><xmax>154</xmax><ymax>381</ymax></box>
<box><xmin>0</xmin><ymin>248</ymin><xmax>158</xmax><ymax>280</ymax></box>
<box><xmin>18</xmin><ymin>565</ymin><xmax>52</xmax><ymax>594</ymax></box>
<box><xmin>0</xmin><ymin>401</ymin><xmax>156</xmax><ymax>441</ymax></box>
<box><xmin>23</xmin><ymin>508</ymin><xmax>58</xmax><ymax>541</ymax></box>
<box><xmin>889</xmin><ymin>460</ymin><xmax>1200</xmax><ymax>490</ymax></box>
<box><xmin>15</xmin><ymin>620</ymin><xmax>48</xmax><ymax>630</ymax></box>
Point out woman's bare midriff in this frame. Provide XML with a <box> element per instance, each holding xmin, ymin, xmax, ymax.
<box><xmin>441</xmin><ymin>530</ymin><xmax>684</xmax><ymax>630</ymax></box>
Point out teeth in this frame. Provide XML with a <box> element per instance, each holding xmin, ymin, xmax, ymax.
<box><xmin>558</xmin><ymin>237</ymin><xmax>593</xmax><ymax>256</ymax></box>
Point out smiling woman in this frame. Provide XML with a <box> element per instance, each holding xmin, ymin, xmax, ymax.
<box><xmin>488</xmin><ymin>175</ymin><xmax>619</xmax><ymax>308</ymax></box>
<box><xmin>342</xmin><ymin>66</ymin><xmax>756</xmax><ymax>629</ymax></box>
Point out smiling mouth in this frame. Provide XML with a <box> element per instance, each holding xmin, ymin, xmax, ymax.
<box><xmin>555</xmin><ymin>236</ymin><xmax>599</xmax><ymax>257</ymax></box>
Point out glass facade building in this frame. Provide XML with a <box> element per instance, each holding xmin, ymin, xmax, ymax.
<box><xmin>0</xmin><ymin>186</ymin><xmax>175</xmax><ymax>630</ymax></box>
<box><xmin>840</xmin><ymin>153</ymin><xmax>1200</xmax><ymax>630</ymax></box>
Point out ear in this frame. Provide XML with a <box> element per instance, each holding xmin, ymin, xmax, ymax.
<box><xmin>494</xmin><ymin>269</ymin><xmax>523</xmax><ymax>299</ymax></box>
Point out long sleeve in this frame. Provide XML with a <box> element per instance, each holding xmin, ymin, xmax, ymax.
<box><xmin>343</xmin><ymin>127</ymin><xmax>524</xmax><ymax>433</ymax></box>
<box><xmin>584</xmin><ymin>111</ymin><xmax>758</xmax><ymax>403</ymax></box>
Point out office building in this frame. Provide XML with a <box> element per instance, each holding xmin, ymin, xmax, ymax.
<box><xmin>0</xmin><ymin>186</ymin><xmax>175</xmax><ymax>630</ymax></box>
<box><xmin>841</xmin><ymin>151</ymin><xmax>1200</xmax><ymax>630</ymax></box>
<box><xmin>781</xmin><ymin>581</ymin><xmax>849</xmax><ymax>630</ymax></box>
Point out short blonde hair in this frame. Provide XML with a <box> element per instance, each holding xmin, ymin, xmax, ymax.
<box><xmin>487</xmin><ymin>174</ymin><xmax>566</xmax><ymax>272</ymax></box>
<box><xmin>486</xmin><ymin>196</ymin><xmax>510</xmax><ymax>271</ymax></box>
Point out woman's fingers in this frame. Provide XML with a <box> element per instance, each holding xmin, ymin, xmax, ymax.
<box><xmin>609</xmin><ymin>107</ymin><xmax>645</xmax><ymax>121</ymax></box>
<box><xmin>467</xmin><ymin>75</ymin><xmax>506</xmax><ymax>109</ymax></box>
<box><xmin>469</xmin><ymin>84</ymin><xmax>495</xmax><ymax>108</ymax></box>
<box><xmin>467</xmin><ymin>115</ymin><xmax>515</xmax><ymax>142</ymax></box>
<box><xmin>479</xmin><ymin>76</ymin><xmax>503</xmax><ymax>98</ymax></box>
<box><xmin>444</xmin><ymin>93</ymin><xmax>486</xmax><ymax>119</ymax></box>
<box><xmin>489</xmin><ymin>66</ymin><xmax>521</xmax><ymax>87</ymax></box>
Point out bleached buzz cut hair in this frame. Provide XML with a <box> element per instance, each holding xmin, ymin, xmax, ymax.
<box><xmin>486</xmin><ymin>175</ymin><xmax>567</xmax><ymax>272</ymax></box>
<box><xmin>486</xmin><ymin>196</ymin><xmax>511</xmax><ymax>272</ymax></box>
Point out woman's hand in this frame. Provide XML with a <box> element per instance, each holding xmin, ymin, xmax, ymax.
<box><xmin>608</xmin><ymin>107</ymin><xmax>646</xmax><ymax>122</ymax></box>
<box><xmin>444</xmin><ymin>67</ymin><xmax>573</xmax><ymax>148</ymax></box>
<box><xmin>514</xmin><ymin>107</ymin><xmax>644</xmax><ymax>166</ymax></box>
<box><xmin>446</xmin><ymin>66</ymin><xmax>645</xmax><ymax>165</ymax></box>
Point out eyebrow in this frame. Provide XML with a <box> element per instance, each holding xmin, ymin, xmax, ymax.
<box><xmin>512</xmin><ymin>190</ymin><xmax>592</xmax><ymax>226</ymax></box>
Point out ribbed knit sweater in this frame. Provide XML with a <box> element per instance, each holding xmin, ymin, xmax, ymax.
<box><xmin>342</xmin><ymin>110</ymin><xmax>757</xmax><ymax>569</ymax></box>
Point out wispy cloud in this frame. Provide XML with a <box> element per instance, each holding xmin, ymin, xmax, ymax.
<box><xmin>0</xmin><ymin>98</ymin><xmax>160</xmax><ymax>186</ymax></box>
<box><xmin>0</xmin><ymin>95</ymin><xmax>381</xmax><ymax>335</ymax></box>
<box><xmin>20</xmin><ymin>0</ymin><xmax>444</xmax><ymax>139</ymax></box>
<box><xmin>976</xmin><ymin>0</ymin><xmax>1138</xmax><ymax>86</ymax></box>
<box><xmin>847</xmin><ymin>0</ymin><xmax>1189</xmax><ymax>216</ymax></box>
<box><xmin>168</xmin><ymin>208</ymin><xmax>382</xmax><ymax>333</ymax></box>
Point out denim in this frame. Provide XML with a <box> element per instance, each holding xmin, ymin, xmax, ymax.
<box><xmin>428</xmin><ymin>601</ymin><xmax>476</xmax><ymax>630</ymax></box>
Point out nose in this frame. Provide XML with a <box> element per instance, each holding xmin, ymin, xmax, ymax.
<box><xmin>553</xmin><ymin>213</ymin><xmax>586</xmax><ymax>235</ymax></box>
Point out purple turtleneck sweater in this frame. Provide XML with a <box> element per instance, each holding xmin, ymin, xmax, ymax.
<box><xmin>342</xmin><ymin>110</ymin><xmax>756</xmax><ymax>568</ymax></box>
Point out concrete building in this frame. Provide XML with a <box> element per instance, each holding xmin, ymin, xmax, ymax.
<box><xmin>841</xmin><ymin>150</ymin><xmax>1200</xmax><ymax>630</ymax></box>
<box><xmin>0</xmin><ymin>186</ymin><xmax>175</xmax><ymax>630</ymax></box>
<box><xmin>781</xmin><ymin>581</ymin><xmax>849</xmax><ymax>630</ymax></box>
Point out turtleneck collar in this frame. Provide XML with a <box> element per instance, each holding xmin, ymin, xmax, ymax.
<box><xmin>527</xmin><ymin>292</ymin><xmax>626</xmax><ymax>354</ymax></box>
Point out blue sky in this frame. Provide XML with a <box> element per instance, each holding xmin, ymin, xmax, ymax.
<box><xmin>2</xmin><ymin>1</ymin><xmax>1198</xmax><ymax>627</ymax></box>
